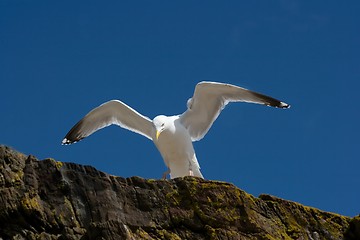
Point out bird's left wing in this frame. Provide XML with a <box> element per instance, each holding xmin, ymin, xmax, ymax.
<box><xmin>180</xmin><ymin>81</ymin><xmax>290</xmax><ymax>141</ymax></box>
<box><xmin>62</xmin><ymin>100</ymin><xmax>153</xmax><ymax>144</ymax></box>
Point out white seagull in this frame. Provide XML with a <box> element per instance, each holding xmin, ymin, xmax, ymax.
<box><xmin>62</xmin><ymin>81</ymin><xmax>290</xmax><ymax>179</ymax></box>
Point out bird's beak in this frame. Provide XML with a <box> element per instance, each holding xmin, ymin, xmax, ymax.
<box><xmin>156</xmin><ymin>130</ymin><xmax>161</xmax><ymax>140</ymax></box>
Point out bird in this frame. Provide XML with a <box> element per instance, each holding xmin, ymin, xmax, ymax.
<box><xmin>62</xmin><ymin>81</ymin><xmax>290</xmax><ymax>179</ymax></box>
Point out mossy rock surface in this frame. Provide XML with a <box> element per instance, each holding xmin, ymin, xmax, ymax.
<box><xmin>0</xmin><ymin>145</ymin><xmax>358</xmax><ymax>239</ymax></box>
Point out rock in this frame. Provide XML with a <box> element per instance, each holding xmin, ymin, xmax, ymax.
<box><xmin>0</xmin><ymin>145</ymin><xmax>358</xmax><ymax>239</ymax></box>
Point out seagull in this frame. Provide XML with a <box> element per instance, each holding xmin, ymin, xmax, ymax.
<box><xmin>62</xmin><ymin>81</ymin><xmax>290</xmax><ymax>179</ymax></box>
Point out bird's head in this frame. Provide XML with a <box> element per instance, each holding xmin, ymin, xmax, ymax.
<box><xmin>153</xmin><ymin>115</ymin><xmax>167</xmax><ymax>140</ymax></box>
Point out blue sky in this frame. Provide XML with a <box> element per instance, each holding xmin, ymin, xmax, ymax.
<box><xmin>1</xmin><ymin>1</ymin><xmax>359</xmax><ymax>217</ymax></box>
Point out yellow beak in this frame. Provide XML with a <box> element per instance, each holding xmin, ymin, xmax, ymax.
<box><xmin>156</xmin><ymin>130</ymin><xmax>161</xmax><ymax>140</ymax></box>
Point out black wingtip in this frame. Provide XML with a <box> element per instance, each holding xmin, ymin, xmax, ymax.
<box><xmin>62</xmin><ymin>119</ymin><xmax>86</xmax><ymax>145</ymax></box>
<box><xmin>61</xmin><ymin>137</ymin><xmax>82</xmax><ymax>145</ymax></box>
<box><xmin>279</xmin><ymin>102</ymin><xmax>290</xmax><ymax>109</ymax></box>
<box><xmin>251</xmin><ymin>91</ymin><xmax>290</xmax><ymax>109</ymax></box>
<box><xmin>61</xmin><ymin>138</ymin><xmax>72</xmax><ymax>145</ymax></box>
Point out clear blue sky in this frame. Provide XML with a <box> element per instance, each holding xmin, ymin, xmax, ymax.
<box><xmin>1</xmin><ymin>1</ymin><xmax>359</xmax><ymax>217</ymax></box>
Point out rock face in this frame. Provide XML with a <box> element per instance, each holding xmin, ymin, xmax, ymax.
<box><xmin>0</xmin><ymin>145</ymin><xmax>359</xmax><ymax>240</ymax></box>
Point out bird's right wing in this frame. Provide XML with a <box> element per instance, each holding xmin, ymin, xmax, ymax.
<box><xmin>62</xmin><ymin>100</ymin><xmax>153</xmax><ymax>144</ymax></box>
<box><xmin>180</xmin><ymin>81</ymin><xmax>290</xmax><ymax>141</ymax></box>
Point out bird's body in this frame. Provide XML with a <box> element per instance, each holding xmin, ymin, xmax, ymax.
<box><xmin>62</xmin><ymin>81</ymin><xmax>290</xmax><ymax>179</ymax></box>
<box><xmin>153</xmin><ymin>115</ymin><xmax>202</xmax><ymax>178</ymax></box>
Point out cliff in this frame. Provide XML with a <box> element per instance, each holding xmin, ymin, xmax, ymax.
<box><xmin>0</xmin><ymin>145</ymin><xmax>359</xmax><ymax>240</ymax></box>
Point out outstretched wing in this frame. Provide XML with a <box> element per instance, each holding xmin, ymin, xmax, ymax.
<box><xmin>180</xmin><ymin>81</ymin><xmax>290</xmax><ymax>141</ymax></box>
<box><xmin>62</xmin><ymin>100</ymin><xmax>153</xmax><ymax>144</ymax></box>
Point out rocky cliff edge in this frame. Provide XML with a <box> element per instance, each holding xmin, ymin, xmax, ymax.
<box><xmin>0</xmin><ymin>145</ymin><xmax>359</xmax><ymax>240</ymax></box>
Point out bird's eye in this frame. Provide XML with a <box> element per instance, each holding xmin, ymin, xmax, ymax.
<box><xmin>161</xmin><ymin>123</ymin><xmax>165</xmax><ymax>127</ymax></box>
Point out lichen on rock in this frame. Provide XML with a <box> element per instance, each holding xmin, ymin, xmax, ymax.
<box><xmin>0</xmin><ymin>145</ymin><xmax>358</xmax><ymax>239</ymax></box>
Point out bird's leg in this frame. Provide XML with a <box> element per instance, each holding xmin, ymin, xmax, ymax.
<box><xmin>188</xmin><ymin>160</ymin><xmax>194</xmax><ymax>176</ymax></box>
<box><xmin>162</xmin><ymin>169</ymin><xmax>170</xmax><ymax>179</ymax></box>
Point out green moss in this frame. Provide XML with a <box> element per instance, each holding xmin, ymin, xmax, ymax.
<box><xmin>155</xmin><ymin>229</ymin><xmax>181</xmax><ymax>240</ymax></box>
<box><xmin>55</xmin><ymin>212</ymin><xmax>65</xmax><ymax>225</ymax></box>
<box><xmin>262</xmin><ymin>233</ymin><xmax>281</xmax><ymax>240</ymax></box>
<box><xmin>286</xmin><ymin>225</ymin><xmax>301</xmax><ymax>239</ymax></box>
<box><xmin>204</xmin><ymin>225</ymin><xmax>217</xmax><ymax>239</ymax></box>
<box><xmin>165</xmin><ymin>190</ymin><xmax>181</xmax><ymax>206</ymax></box>
<box><xmin>64</xmin><ymin>197</ymin><xmax>81</xmax><ymax>227</ymax></box>
<box><xmin>219</xmin><ymin>207</ymin><xmax>241</xmax><ymax>222</ymax></box>
<box><xmin>22</xmin><ymin>197</ymin><xmax>38</xmax><ymax>209</ymax></box>
<box><xmin>12</xmin><ymin>171</ymin><xmax>24</xmax><ymax>184</ymax></box>
<box><xmin>21</xmin><ymin>195</ymin><xmax>42</xmax><ymax>213</ymax></box>
<box><xmin>47</xmin><ymin>158</ymin><xmax>63</xmax><ymax>170</ymax></box>
<box><xmin>55</xmin><ymin>161</ymin><xmax>63</xmax><ymax>170</ymax></box>
<box><xmin>134</xmin><ymin>228</ymin><xmax>153</xmax><ymax>239</ymax></box>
